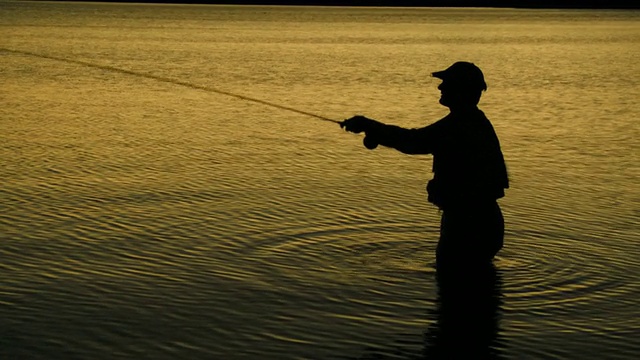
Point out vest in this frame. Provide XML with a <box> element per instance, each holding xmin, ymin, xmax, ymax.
<box><xmin>426</xmin><ymin>110</ymin><xmax>508</xmax><ymax>209</ymax></box>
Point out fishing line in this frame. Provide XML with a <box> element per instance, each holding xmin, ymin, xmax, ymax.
<box><xmin>1</xmin><ymin>47</ymin><xmax>341</xmax><ymax>124</ymax></box>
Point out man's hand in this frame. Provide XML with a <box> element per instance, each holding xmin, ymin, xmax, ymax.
<box><xmin>340</xmin><ymin>115</ymin><xmax>376</xmax><ymax>134</ymax></box>
<box><xmin>341</xmin><ymin>115</ymin><xmax>380</xmax><ymax>150</ymax></box>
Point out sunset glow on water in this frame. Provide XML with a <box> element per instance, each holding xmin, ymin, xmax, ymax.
<box><xmin>1</xmin><ymin>2</ymin><xmax>639</xmax><ymax>359</ymax></box>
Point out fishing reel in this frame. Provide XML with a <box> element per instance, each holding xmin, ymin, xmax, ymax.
<box><xmin>363</xmin><ymin>135</ymin><xmax>379</xmax><ymax>150</ymax></box>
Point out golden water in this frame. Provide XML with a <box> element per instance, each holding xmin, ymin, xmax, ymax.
<box><xmin>1</xmin><ymin>2</ymin><xmax>639</xmax><ymax>359</ymax></box>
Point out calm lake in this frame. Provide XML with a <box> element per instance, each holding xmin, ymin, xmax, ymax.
<box><xmin>1</xmin><ymin>1</ymin><xmax>639</xmax><ymax>359</ymax></box>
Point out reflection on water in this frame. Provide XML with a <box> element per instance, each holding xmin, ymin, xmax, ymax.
<box><xmin>352</xmin><ymin>265</ymin><xmax>505</xmax><ymax>360</ymax></box>
<box><xmin>424</xmin><ymin>264</ymin><xmax>504</xmax><ymax>359</ymax></box>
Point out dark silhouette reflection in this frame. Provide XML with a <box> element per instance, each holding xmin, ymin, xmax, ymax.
<box><xmin>350</xmin><ymin>264</ymin><xmax>505</xmax><ymax>360</ymax></box>
<box><xmin>424</xmin><ymin>264</ymin><xmax>505</xmax><ymax>359</ymax></box>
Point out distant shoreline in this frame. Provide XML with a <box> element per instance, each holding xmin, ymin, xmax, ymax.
<box><xmin>30</xmin><ymin>1</ymin><xmax>640</xmax><ymax>10</ymax></box>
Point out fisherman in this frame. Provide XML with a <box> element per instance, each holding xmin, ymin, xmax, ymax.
<box><xmin>341</xmin><ymin>61</ymin><xmax>508</xmax><ymax>270</ymax></box>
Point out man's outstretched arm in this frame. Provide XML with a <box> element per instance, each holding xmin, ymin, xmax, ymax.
<box><xmin>341</xmin><ymin>115</ymin><xmax>436</xmax><ymax>155</ymax></box>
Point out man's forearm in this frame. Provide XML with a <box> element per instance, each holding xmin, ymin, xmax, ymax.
<box><xmin>368</xmin><ymin>123</ymin><xmax>432</xmax><ymax>155</ymax></box>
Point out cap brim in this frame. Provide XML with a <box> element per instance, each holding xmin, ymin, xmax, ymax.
<box><xmin>431</xmin><ymin>70</ymin><xmax>447</xmax><ymax>79</ymax></box>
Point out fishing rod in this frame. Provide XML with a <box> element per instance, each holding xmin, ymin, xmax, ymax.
<box><xmin>1</xmin><ymin>47</ymin><xmax>342</xmax><ymax>125</ymax></box>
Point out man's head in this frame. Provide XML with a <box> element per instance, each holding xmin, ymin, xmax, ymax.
<box><xmin>432</xmin><ymin>62</ymin><xmax>487</xmax><ymax>109</ymax></box>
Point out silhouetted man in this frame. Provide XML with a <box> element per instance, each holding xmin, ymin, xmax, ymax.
<box><xmin>341</xmin><ymin>62</ymin><xmax>508</xmax><ymax>270</ymax></box>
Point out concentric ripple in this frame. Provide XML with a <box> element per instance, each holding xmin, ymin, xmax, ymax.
<box><xmin>251</xmin><ymin>221</ymin><xmax>439</xmax><ymax>281</ymax></box>
<box><xmin>495</xmin><ymin>227</ymin><xmax>639</xmax><ymax>356</ymax></box>
<box><xmin>499</xmin><ymin>232</ymin><xmax>635</xmax><ymax>309</ymax></box>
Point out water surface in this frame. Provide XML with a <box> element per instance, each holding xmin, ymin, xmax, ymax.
<box><xmin>1</xmin><ymin>2</ymin><xmax>639</xmax><ymax>359</ymax></box>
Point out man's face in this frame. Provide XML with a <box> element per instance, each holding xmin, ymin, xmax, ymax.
<box><xmin>437</xmin><ymin>80</ymin><xmax>478</xmax><ymax>108</ymax></box>
<box><xmin>437</xmin><ymin>80</ymin><xmax>455</xmax><ymax>108</ymax></box>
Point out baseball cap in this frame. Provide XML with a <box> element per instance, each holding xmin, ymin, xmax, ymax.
<box><xmin>432</xmin><ymin>61</ymin><xmax>487</xmax><ymax>91</ymax></box>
